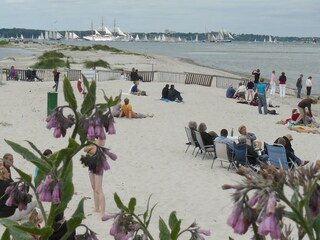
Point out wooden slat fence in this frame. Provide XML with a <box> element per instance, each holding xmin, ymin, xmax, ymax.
<box><xmin>185</xmin><ymin>73</ymin><xmax>213</xmax><ymax>87</ymax></box>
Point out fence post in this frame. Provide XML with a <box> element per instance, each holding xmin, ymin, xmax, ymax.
<box><xmin>47</xmin><ymin>92</ymin><xmax>58</xmax><ymax>116</ymax></box>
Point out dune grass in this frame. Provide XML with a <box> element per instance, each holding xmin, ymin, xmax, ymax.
<box><xmin>32</xmin><ymin>50</ymin><xmax>68</xmax><ymax>69</ymax></box>
<box><xmin>83</xmin><ymin>59</ymin><xmax>110</xmax><ymax>69</ymax></box>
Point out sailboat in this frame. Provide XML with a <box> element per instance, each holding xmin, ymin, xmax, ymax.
<box><xmin>268</xmin><ymin>35</ymin><xmax>273</xmax><ymax>43</ymax></box>
<box><xmin>211</xmin><ymin>30</ymin><xmax>233</xmax><ymax>42</ymax></box>
<box><xmin>83</xmin><ymin>18</ymin><xmax>115</xmax><ymax>41</ymax></box>
<box><xmin>135</xmin><ymin>34</ymin><xmax>140</xmax><ymax>41</ymax></box>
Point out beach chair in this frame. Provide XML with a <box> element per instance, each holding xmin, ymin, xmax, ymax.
<box><xmin>265</xmin><ymin>143</ymin><xmax>296</xmax><ymax>170</ymax></box>
<box><xmin>232</xmin><ymin>142</ymin><xmax>257</xmax><ymax>173</ymax></box>
<box><xmin>194</xmin><ymin>131</ymin><xmax>216</xmax><ymax>165</ymax></box>
<box><xmin>214</xmin><ymin>141</ymin><xmax>230</xmax><ymax>168</ymax></box>
<box><xmin>184</xmin><ymin>127</ymin><xmax>199</xmax><ymax>154</ymax></box>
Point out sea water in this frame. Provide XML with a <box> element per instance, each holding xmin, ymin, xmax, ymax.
<box><xmin>0</xmin><ymin>47</ymin><xmax>32</xmax><ymax>59</ymax></box>
<box><xmin>1</xmin><ymin>41</ymin><xmax>319</xmax><ymax>94</ymax></box>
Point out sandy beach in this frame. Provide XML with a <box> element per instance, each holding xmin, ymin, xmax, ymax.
<box><xmin>1</xmin><ymin>42</ymin><xmax>320</xmax><ymax>239</ymax></box>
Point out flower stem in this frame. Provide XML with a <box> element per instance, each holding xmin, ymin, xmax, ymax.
<box><xmin>131</xmin><ymin>212</ymin><xmax>154</xmax><ymax>240</ymax></box>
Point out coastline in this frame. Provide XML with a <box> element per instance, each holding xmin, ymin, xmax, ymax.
<box><xmin>0</xmin><ymin>41</ymin><xmax>320</xmax><ymax>239</ymax></box>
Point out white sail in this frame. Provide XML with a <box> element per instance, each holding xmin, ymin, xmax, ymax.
<box><xmin>71</xmin><ymin>32</ymin><xmax>79</xmax><ymax>39</ymax></box>
<box><xmin>268</xmin><ymin>35</ymin><xmax>273</xmax><ymax>42</ymax></box>
<box><xmin>95</xmin><ymin>29</ymin><xmax>101</xmax><ymax>35</ymax></box>
<box><xmin>135</xmin><ymin>34</ymin><xmax>140</xmax><ymax>41</ymax></box>
<box><xmin>103</xmin><ymin>27</ymin><xmax>112</xmax><ymax>35</ymax></box>
<box><xmin>20</xmin><ymin>34</ymin><xmax>24</xmax><ymax>40</ymax></box>
<box><xmin>56</xmin><ymin>32</ymin><xmax>63</xmax><ymax>40</ymax></box>
<box><xmin>263</xmin><ymin>38</ymin><xmax>266</xmax><ymax>42</ymax></box>
<box><xmin>115</xmin><ymin>27</ymin><xmax>126</xmax><ymax>37</ymax></box>
<box><xmin>143</xmin><ymin>34</ymin><xmax>148</xmax><ymax>41</ymax></box>
<box><xmin>227</xmin><ymin>32</ymin><xmax>234</xmax><ymax>40</ymax></box>
<box><xmin>161</xmin><ymin>34</ymin><xmax>166</xmax><ymax>41</ymax></box>
<box><xmin>38</xmin><ymin>32</ymin><xmax>44</xmax><ymax>40</ymax></box>
<box><xmin>65</xmin><ymin>32</ymin><xmax>69</xmax><ymax>39</ymax></box>
<box><xmin>195</xmin><ymin>34</ymin><xmax>198</xmax><ymax>42</ymax></box>
<box><xmin>45</xmin><ymin>31</ymin><xmax>49</xmax><ymax>39</ymax></box>
<box><xmin>178</xmin><ymin>36</ymin><xmax>182</xmax><ymax>41</ymax></box>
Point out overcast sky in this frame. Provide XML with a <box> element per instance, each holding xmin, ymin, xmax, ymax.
<box><xmin>1</xmin><ymin>0</ymin><xmax>319</xmax><ymax>37</ymax></box>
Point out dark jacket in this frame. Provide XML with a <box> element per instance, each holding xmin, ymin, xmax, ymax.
<box><xmin>130</xmin><ymin>71</ymin><xmax>138</xmax><ymax>81</ymax></box>
<box><xmin>252</xmin><ymin>71</ymin><xmax>260</xmax><ymax>83</ymax></box>
<box><xmin>298</xmin><ymin>98</ymin><xmax>313</xmax><ymax>117</ymax></box>
<box><xmin>200</xmin><ymin>132</ymin><xmax>214</xmax><ymax>146</ymax></box>
<box><xmin>0</xmin><ymin>179</ymin><xmax>17</xmax><ymax>218</ymax></box>
<box><xmin>279</xmin><ymin>75</ymin><xmax>287</xmax><ymax>84</ymax></box>
<box><xmin>168</xmin><ymin>89</ymin><xmax>180</xmax><ymax>101</ymax></box>
<box><xmin>274</xmin><ymin>136</ymin><xmax>294</xmax><ymax>154</ymax></box>
<box><xmin>162</xmin><ymin>87</ymin><xmax>169</xmax><ymax>99</ymax></box>
<box><xmin>296</xmin><ymin>77</ymin><xmax>302</xmax><ymax>88</ymax></box>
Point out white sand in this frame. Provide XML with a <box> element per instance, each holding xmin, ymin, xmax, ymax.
<box><xmin>1</xmin><ymin>43</ymin><xmax>320</xmax><ymax>239</ymax></box>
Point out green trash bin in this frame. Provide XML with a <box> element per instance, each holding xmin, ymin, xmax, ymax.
<box><xmin>47</xmin><ymin>92</ymin><xmax>58</xmax><ymax>116</ymax></box>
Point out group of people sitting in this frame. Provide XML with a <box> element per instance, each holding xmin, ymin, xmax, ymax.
<box><xmin>112</xmin><ymin>98</ymin><xmax>153</xmax><ymax>119</ymax></box>
<box><xmin>187</xmin><ymin>121</ymin><xmax>309</xmax><ymax>169</ymax></box>
<box><xmin>161</xmin><ymin>84</ymin><xmax>183</xmax><ymax>102</ymax></box>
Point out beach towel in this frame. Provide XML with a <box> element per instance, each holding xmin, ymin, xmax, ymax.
<box><xmin>288</xmin><ymin>126</ymin><xmax>320</xmax><ymax>134</ymax></box>
<box><xmin>160</xmin><ymin>98</ymin><xmax>175</xmax><ymax>102</ymax></box>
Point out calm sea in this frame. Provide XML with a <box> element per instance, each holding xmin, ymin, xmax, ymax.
<box><xmin>0</xmin><ymin>47</ymin><xmax>32</xmax><ymax>59</ymax></box>
<box><xmin>1</xmin><ymin>41</ymin><xmax>320</xmax><ymax>94</ymax></box>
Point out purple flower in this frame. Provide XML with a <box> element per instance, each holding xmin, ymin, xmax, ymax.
<box><xmin>227</xmin><ymin>205</ymin><xmax>242</xmax><ymax>228</ymax></box>
<box><xmin>141</xmin><ymin>234</ymin><xmax>147</xmax><ymax>240</ymax></box>
<box><xmin>87</xmin><ymin>122</ymin><xmax>95</xmax><ymax>139</ymax></box>
<box><xmin>102</xmin><ymin>214</ymin><xmax>115</xmax><ymax>221</ymax></box>
<box><xmin>110</xmin><ymin>224</ymin><xmax>118</xmax><ymax>236</ymax></box>
<box><xmin>266</xmin><ymin>194</ymin><xmax>276</xmax><ymax>214</ymax></box>
<box><xmin>248</xmin><ymin>192</ymin><xmax>259</xmax><ymax>207</ymax></box>
<box><xmin>5</xmin><ymin>185</ymin><xmax>14</xmax><ymax>194</ymax></box>
<box><xmin>94</xmin><ymin>122</ymin><xmax>102</xmax><ymax>137</ymax></box>
<box><xmin>46</xmin><ymin>114</ymin><xmax>58</xmax><ymax>129</ymax></box>
<box><xmin>54</xmin><ymin>128</ymin><xmax>62</xmax><ymax>138</ymax></box>
<box><xmin>102</xmin><ymin>160</ymin><xmax>110</xmax><ymax>170</ymax></box>
<box><xmin>233</xmin><ymin>212</ymin><xmax>250</xmax><ymax>234</ymax></box>
<box><xmin>197</xmin><ymin>228</ymin><xmax>211</xmax><ymax>236</ymax></box>
<box><xmin>99</xmin><ymin>127</ymin><xmax>106</xmax><ymax>140</ymax></box>
<box><xmin>258</xmin><ymin>214</ymin><xmax>281</xmax><ymax>239</ymax></box>
<box><xmin>108</xmin><ymin>121</ymin><xmax>116</xmax><ymax>134</ymax></box>
<box><xmin>5</xmin><ymin>195</ymin><xmax>15</xmax><ymax>207</ymax></box>
<box><xmin>18</xmin><ymin>202</ymin><xmax>27</xmax><ymax>211</ymax></box>
<box><xmin>104</xmin><ymin>149</ymin><xmax>117</xmax><ymax>161</ymax></box>
<box><xmin>52</xmin><ymin>182</ymin><xmax>61</xmax><ymax>204</ymax></box>
<box><xmin>40</xmin><ymin>189</ymin><xmax>52</xmax><ymax>202</ymax></box>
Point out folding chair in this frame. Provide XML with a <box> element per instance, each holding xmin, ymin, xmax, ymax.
<box><xmin>184</xmin><ymin>127</ymin><xmax>199</xmax><ymax>155</ymax></box>
<box><xmin>265</xmin><ymin>143</ymin><xmax>296</xmax><ymax>170</ymax></box>
<box><xmin>194</xmin><ymin>131</ymin><xmax>216</xmax><ymax>165</ymax></box>
<box><xmin>214</xmin><ymin>141</ymin><xmax>231</xmax><ymax>168</ymax></box>
<box><xmin>232</xmin><ymin>142</ymin><xmax>257</xmax><ymax>173</ymax></box>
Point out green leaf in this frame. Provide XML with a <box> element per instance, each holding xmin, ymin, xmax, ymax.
<box><xmin>114</xmin><ymin>193</ymin><xmax>128</xmax><ymax>211</ymax></box>
<box><xmin>5</xmin><ymin>140</ymin><xmax>51</xmax><ymax>173</ymax></box>
<box><xmin>159</xmin><ymin>217</ymin><xmax>171</xmax><ymax>240</ymax></box>
<box><xmin>170</xmin><ymin>219</ymin><xmax>181</xmax><ymax>240</ymax></box>
<box><xmin>80</xmin><ymin>78</ymin><xmax>96</xmax><ymax>114</ymax></box>
<box><xmin>291</xmin><ymin>191</ymin><xmax>299</xmax><ymax>208</ymax></box>
<box><xmin>26</xmin><ymin>140</ymin><xmax>49</xmax><ymax>160</ymax></box>
<box><xmin>56</xmin><ymin>155</ymin><xmax>74</xmax><ymax>213</ymax></box>
<box><xmin>1</xmin><ymin>228</ymin><xmax>10</xmax><ymax>240</ymax></box>
<box><xmin>82</xmin><ymin>74</ymin><xmax>90</xmax><ymax>91</ymax></box>
<box><xmin>312</xmin><ymin>215</ymin><xmax>320</xmax><ymax>237</ymax></box>
<box><xmin>146</xmin><ymin>203</ymin><xmax>158</xmax><ymax>227</ymax></box>
<box><xmin>284</xmin><ymin>210</ymin><xmax>301</xmax><ymax>225</ymax></box>
<box><xmin>128</xmin><ymin>197</ymin><xmax>136</xmax><ymax>213</ymax></box>
<box><xmin>0</xmin><ymin>219</ymin><xmax>34</xmax><ymax>240</ymax></box>
<box><xmin>15</xmin><ymin>222</ymin><xmax>53</xmax><ymax>237</ymax></box>
<box><xmin>168</xmin><ymin>211</ymin><xmax>178</xmax><ymax>230</ymax></box>
<box><xmin>63</xmin><ymin>76</ymin><xmax>77</xmax><ymax>111</ymax></box>
<box><xmin>63</xmin><ymin>198</ymin><xmax>86</xmax><ymax>240</ymax></box>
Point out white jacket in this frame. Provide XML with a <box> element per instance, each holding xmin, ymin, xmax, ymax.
<box><xmin>306</xmin><ymin>78</ymin><xmax>312</xmax><ymax>87</ymax></box>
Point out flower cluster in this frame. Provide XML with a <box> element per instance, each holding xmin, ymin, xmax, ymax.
<box><xmin>5</xmin><ymin>179</ymin><xmax>32</xmax><ymax>211</ymax></box>
<box><xmin>80</xmin><ymin>146</ymin><xmax>117</xmax><ymax>174</ymax></box>
<box><xmin>75</xmin><ymin>224</ymin><xmax>98</xmax><ymax>240</ymax></box>
<box><xmin>223</xmin><ymin>162</ymin><xmax>320</xmax><ymax>239</ymax></box>
<box><xmin>187</xmin><ymin>222</ymin><xmax>211</xmax><ymax>240</ymax></box>
<box><xmin>36</xmin><ymin>175</ymin><xmax>61</xmax><ymax>204</ymax></box>
<box><xmin>46</xmin><ymin>107</ymin><xmax>75</xmax><ymax>138</ymax></box>
<box><xmin>105</xmin><ymin>212</ymin><xmax>142</xmax><ymax>240</ymax></box>
<box><xmin>81</xmin><ymin>108</ymin><xmax>115</xmax><ymax>141</ymax></box>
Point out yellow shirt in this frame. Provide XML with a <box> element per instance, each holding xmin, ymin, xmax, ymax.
<box><xmin>121</xmin><ymin>104</ymin><xmax>136</xmax><ymax>118</ymax></box>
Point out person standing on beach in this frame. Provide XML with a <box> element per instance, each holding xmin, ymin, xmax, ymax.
<box><xmin>293</xmin><ymin>98</ymin><xmax>317</xmax><ymax>125</ymax></box>
<box><xmin>246</xmin><ymin>80</ymin><xmax>254</xmax><ymax>101</ymax></box>
<box><xmin>270</xmin><ymin>70</ymin><xmax>276</xmax><ymax>96</ymax></box>
<box><xmin>306</xmin><ymin>76</ymin><xmax>312</xmax><ymax>97</ymax></box>
<box><xmin>256</xmin><ymin>78</ymin><xmax>268</xmax><ymax>115</ymax></box>
<box><xmin>296</xmin><ymin>74</ymin><xmax>303</xmax><ymax>98</ymax></box>
<box><xmin>130</xmin><ymin>68</ymin><xmax>137</xmax><ymax>81</ymax></box>
<box><xmin>52</xmin><ymin>69</ymin><xmax>60</xmax><ymax>92</ymax></box>
<box><xmin>278</xmin><ymin>72</ymin><xmax>287</xmax><ymax>97</ymax></box>
<box><xmin>252</xmin><ymin>69</ymin><xmax>260</xmax><ymax>89</ymax></box>
<box><xmin>84</xmin><ymin>138</ymin><xmax>107</xmax><ymax>220</ymax></box>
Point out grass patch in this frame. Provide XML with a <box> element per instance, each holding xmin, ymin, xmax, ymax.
<box><xmin>0</xmin><ymin>40</ymin><xmax>9</xmax><ymax>46</ymax></box>
<box><xmin>69</xmin><ymin>44</ymin><xmax>141</xmax><ymax>55</ymax></box>
<box><xmin>32</xmin><ymin>50</ymin><xmax>68</xmax><ymax>69</ymax></box>
<box><xmin>83</xmin><ymin>59</ymin><xmax>110</xmax><ymax>69</ymax></box>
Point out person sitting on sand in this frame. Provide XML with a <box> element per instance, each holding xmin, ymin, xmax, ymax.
<box><xmin>198</xmin><ymin>123</ymin><xmax>214</xmax><ymax>146</ymax></box>
<box><xmin>233</xmin><ymin>83</ymin><xmax>246</xmax><ymax>100</ymax></box>
<box><xmin>238</xmin><ymin>136</ymin><xmax>260</xmax><ymax>166</ymax></box>
<box><xmin>168</xmin><ymin>85</ymin><xmax>183</xmax><ymax>102</ymax></box>
<box><xmin>238</xmin><ymin>125</ymin><xmax>262</xmax><ymax>149</ymax></box>
<box><xmin>276</xmin><ymin>137</ymin><xmax>309</xmax><ymax>167</ymax></box>
<box><xmin>119</xmin><ymin>98</ymin><xmax>153</xmax><ymax>119</ymax></box>
<box><xmin>129</xmin><ymin>81</ymin><xmax>147</xmax><ymax>96</ymax></box>
<box><xmin>293</xmin><ymin>98</ymin><xmax>317</xmax><ymax>125</ymax></box>
<box><xmin>8</xmin><ymin>66</ymin><xmax>19</xmax><ymax>80</ymax></box>
<box><xmin>162</xmin><ymin>84</ymin><xmax>170</xmax><ymax>99</ymax></box>
<box><xmin>226</xmin><ymin>85</ymin><xmax>235</xmax><ymax>98</ymax></box>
